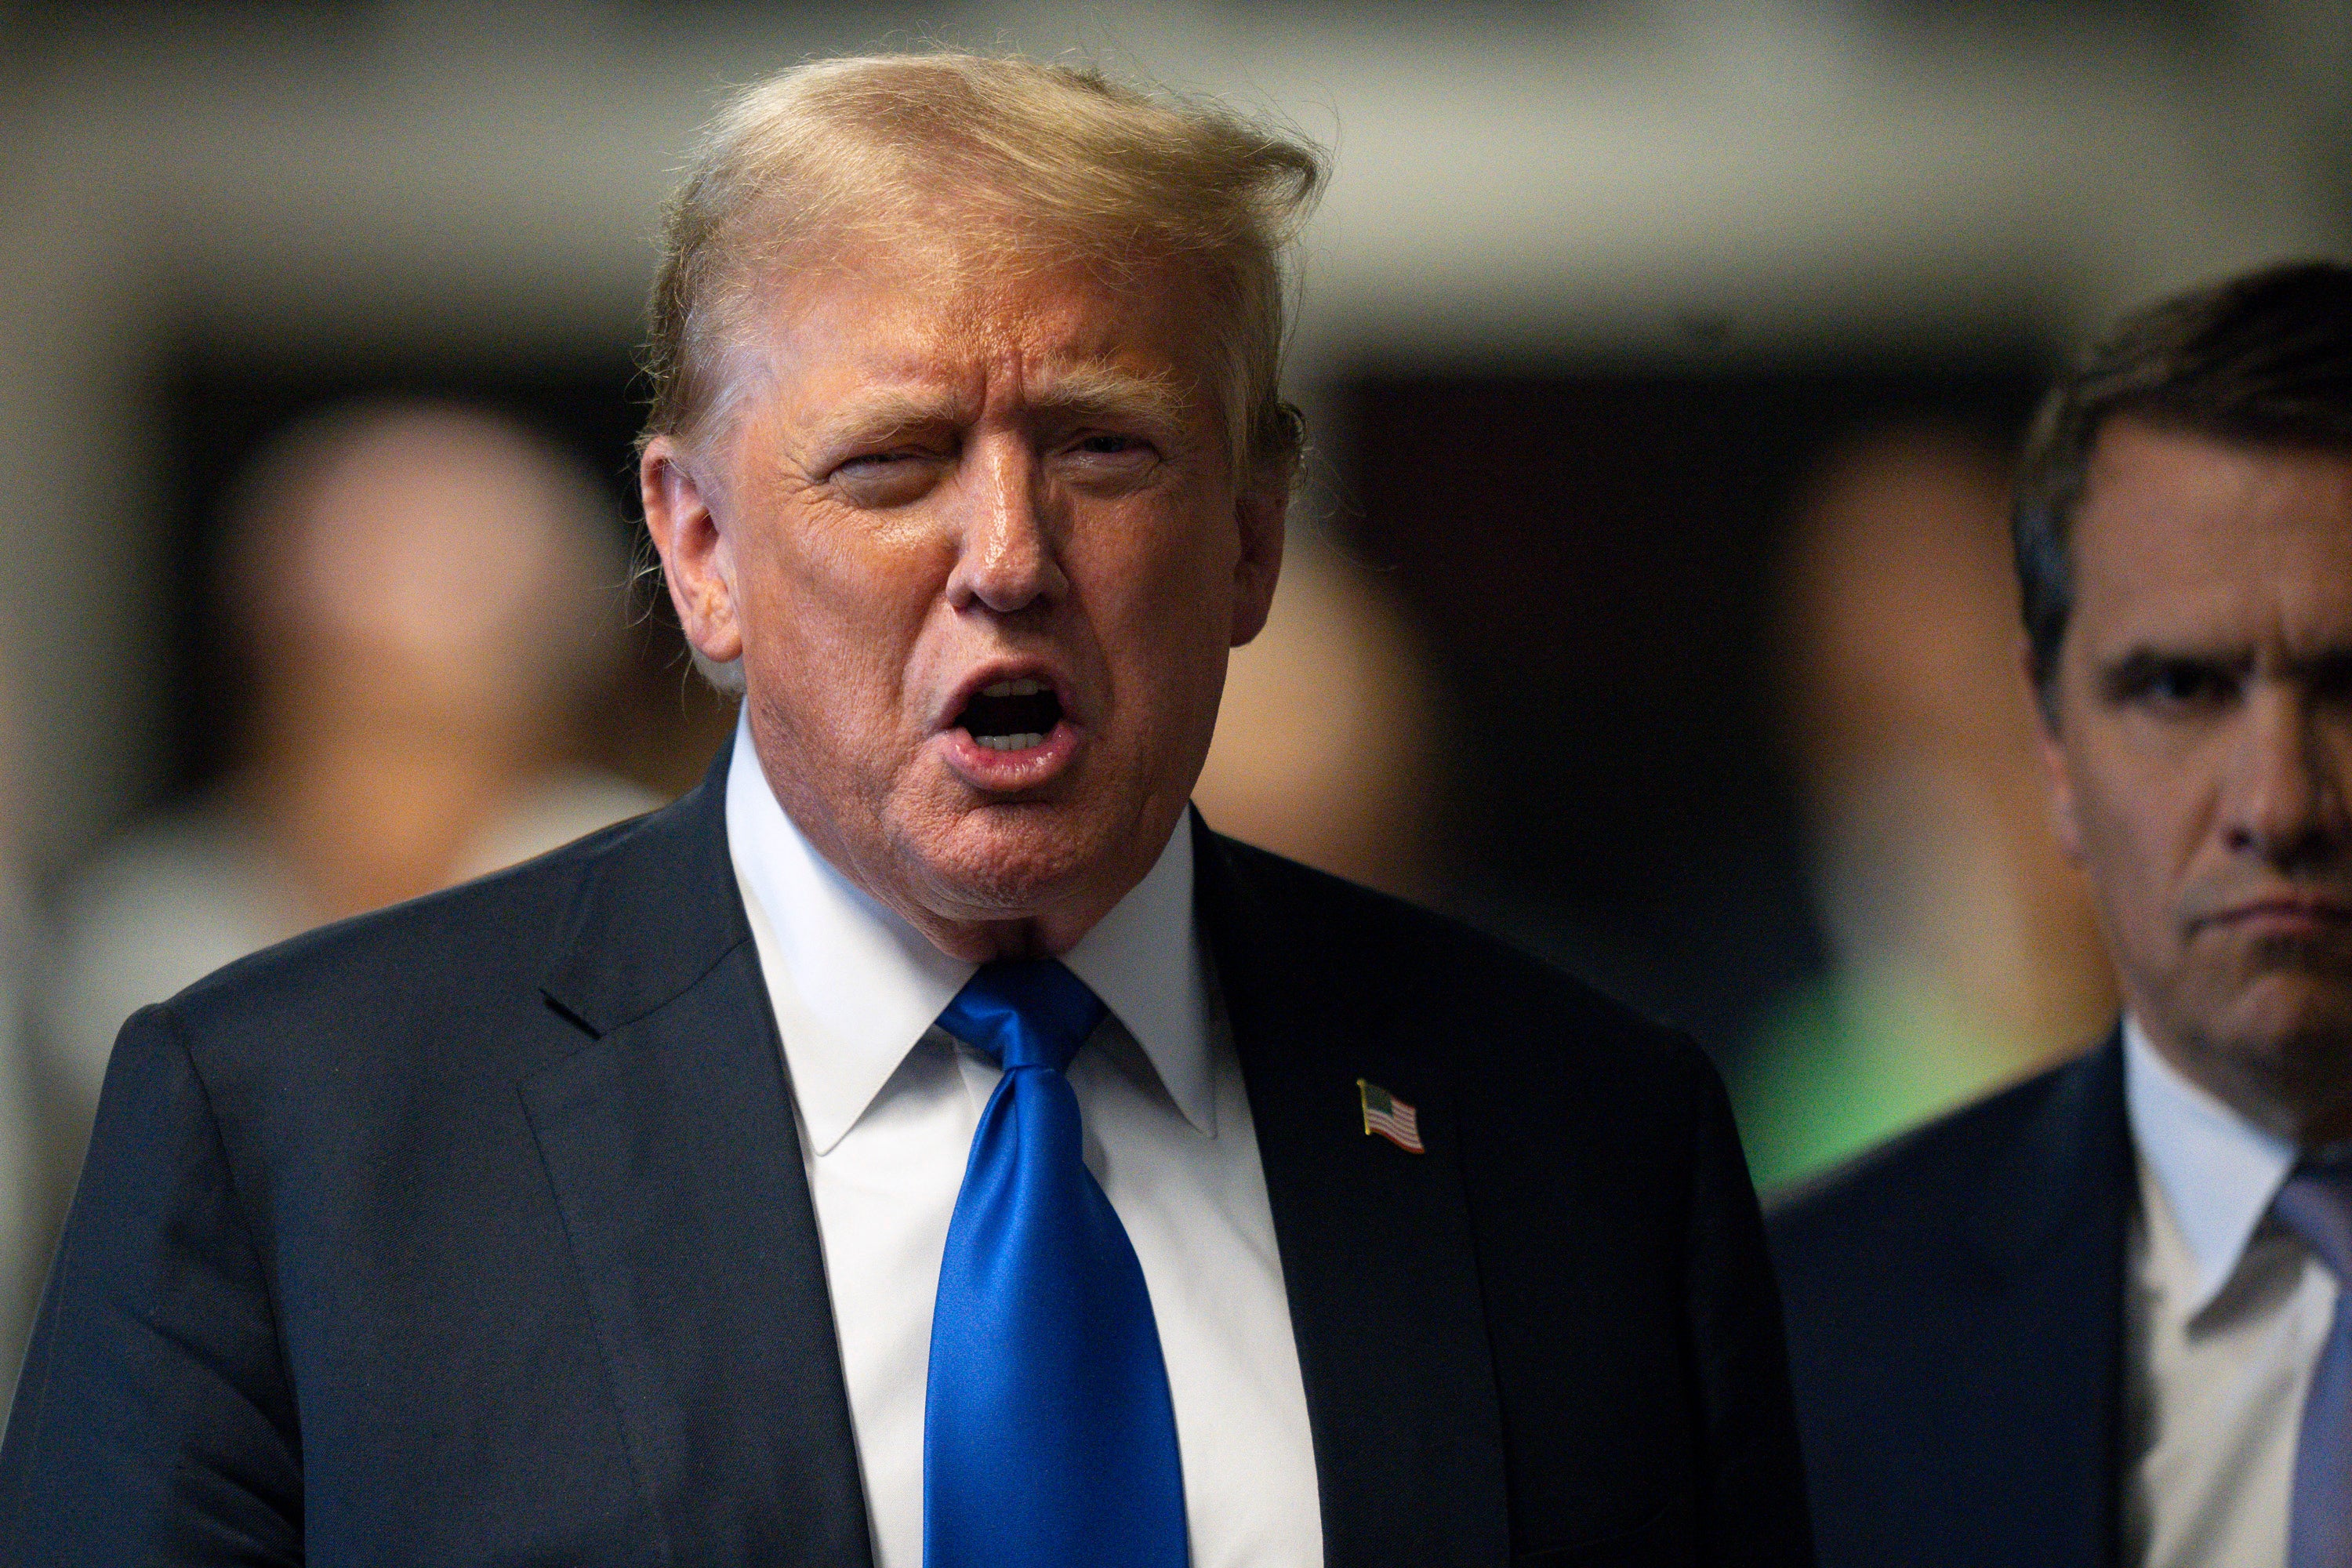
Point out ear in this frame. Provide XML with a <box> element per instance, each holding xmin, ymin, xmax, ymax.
<box><xmin>2026</xmin><ymin>637</ymin><xmax>2085</xmax><ymax>862</ymax></box>
<box><xmin>641</xmin><ymin>437</ymin><xmax>743</xmax><ymax>668</ymax></box>
<box><xmin>1227</xmin><ymin>481</ymin><xmax>1287</xmax><ymax>648</ymax></box>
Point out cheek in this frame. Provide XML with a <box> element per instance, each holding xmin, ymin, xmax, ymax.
<box><xmin>2069</xmin><ymin>751</ymin><xmax>2198</xmax><ymax>937</ymax></box>
<box><xmin>1134</xmin><ymin>484</ymin><xmax>1242</xmax><ymax>609</ymax></box>
<box><xmin>1100</xmin><ymin>511</ymin><xmax>1237</xmax><ymax>685</ymax></box>
<box><xmin>736</xmin><ymin>516</ymin><xmax>950</xmax><ymax>735</ymax></box>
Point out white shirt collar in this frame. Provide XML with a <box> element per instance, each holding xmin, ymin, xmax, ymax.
<box><xmin>2123</xmin><ymin>1015</ymin><xmax>2299</xmax><ymax>1316</ymax></box>
<box><xmin>724</xmin><ymin>711</ymin><xmax>1215</xmax><ymax>1156</ymax></box>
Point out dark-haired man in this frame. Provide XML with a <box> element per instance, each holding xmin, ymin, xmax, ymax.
<box><xmin>1772</xmin><ymin>258</ymin><xmax>2352</xmax><ymax>1568</ymax></box>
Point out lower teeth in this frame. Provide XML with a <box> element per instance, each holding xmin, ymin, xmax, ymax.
<box><xmin>975</xmin><ymin>732</ymin><xmax>1045</xmax><ymax>752</ymax></box>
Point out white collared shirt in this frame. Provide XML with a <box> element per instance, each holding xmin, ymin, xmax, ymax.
<box><xmin>2122</xmin><ymin>1018</ymin><xmax>2338</xmax><ymax>1568</ymax></box>
<box><xmin>723</xmin><ymin>717</ymin><xmax>1323</xmax><ymax>1568</ymax></box>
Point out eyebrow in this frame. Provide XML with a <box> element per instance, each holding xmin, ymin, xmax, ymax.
<box><xmin>808</xmin><ymin>389</ymin><xmax>978</xmax><ymax>452</ymax></box>
<box><xmin>2096</xmin><ymin>644</ymin><xmax>2352</xmax><ymax>698</ymax></box>
<box><xmin>2097</xmin><ymin>646</ymin><xmax>2251</xmax><ymax>698</ymax></box>
<box><xmin>808</xmin><ymin>365</ymin><xmax>1195</xmax><ymax>454</ymax></box>
<box><xmin>1023</xmin><ymin>364</ymin><xmax>1193</xmax><ymax>431</ymax></box>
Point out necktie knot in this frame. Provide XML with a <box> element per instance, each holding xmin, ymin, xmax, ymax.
<box><xmin>2276</xmin><ymin>1156</ymin><xmax>2352</xmax><ymax>1284</ymax></box>
<box><xmin>936</xmin><ymin>959</ymin><xmax>1105</xmax><ymax>1073</ymax></box>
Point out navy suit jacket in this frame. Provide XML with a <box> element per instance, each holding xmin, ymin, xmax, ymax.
<box><xmin>0</xmin><ymin>747</ymin><xmax>1811</xmax><ymax>1565</ymax></box>
<box><xmin>1767</xmin><ymin>1036</ymin><xmax>2133</xmax><ymax>1568</ymax></box>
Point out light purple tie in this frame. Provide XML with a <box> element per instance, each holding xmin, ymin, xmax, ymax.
<box><xmin>2274</xmin><ymin>1159</ymin><xmax>2352</xmax><ymax>1568</ymax></box>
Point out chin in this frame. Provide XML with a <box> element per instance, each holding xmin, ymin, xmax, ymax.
<box><xmin>2234</xmin><ymin>982</ymin><xmax>2352</xmax><ymax>1054</ymax></box>
<box><xmin>907</xmin><ymin>803</ymin><xmax>1120</xmax><ymax>920</ymax></box>
<box><xmin>2195</xmin><ymin>972</ymin><xmax>2352</xmax><ymax>1109</ymax></box>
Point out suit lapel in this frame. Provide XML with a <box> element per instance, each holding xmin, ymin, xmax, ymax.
<box><xmin>1966</xmin><ymin>1033</ymin><xmax>2133</xmax><ymax>1568</ymax></box>
<box><xmin>1195</xmin><ymin>820</ymin><xmax>1512</xmax><ymax>1566</ymax></box>
<box><xmin>527</xmin><ymin>745</ymin><xmax>873</xmax><ymax>1568</ymax></box>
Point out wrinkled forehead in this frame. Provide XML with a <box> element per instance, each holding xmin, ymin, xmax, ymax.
<box><xmin>702</xmin><ymin>216</ymin><xmax>1232</xmax><ymax>448</ymax></box>
<box><xmin>2070</xmin><ymin>421</ymin><xmax>2352</xmax><ymax>651</ymax></box>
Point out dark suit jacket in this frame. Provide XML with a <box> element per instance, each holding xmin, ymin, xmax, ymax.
<box><xmin>0</xmin><ymin>749</ymin><xmax>1811</xmax><ymax>1566</ymax></box>
<box><xmin>1767</xmin><ymin>1035</ymin><xmax>2133</xmax><ymax>1568</ymax></box>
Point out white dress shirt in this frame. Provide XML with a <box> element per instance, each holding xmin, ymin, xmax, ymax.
<box><xmin>724</xmin><ymin>719</ymin><xmax>1323</xmax><ymax>1568</ymax></box>
<box><xmin>2122</xmin><ymin>1018</ymin><xmax>2337</xmax><ymax>1568</ymax></box>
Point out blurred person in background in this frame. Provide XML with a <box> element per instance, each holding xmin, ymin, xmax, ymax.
<box><xmin>1773</xmin><ymin>260</ymin><xmax>2352</xmax><ymax>1568</ymax></box>
<box><xmin>41</xmin><ymin>401</ymin><xmax>658</xmax><ymax>1145</ymax></box>
<box><xmin>1737</xmin><ymin>423</ymin><xmax>2116</xmax><ymax>1186</ymax></box>
<box><xmin>1191</xmin><ymin>528</ymin><xmax>1442</xmax><ymax>903</ymax></box>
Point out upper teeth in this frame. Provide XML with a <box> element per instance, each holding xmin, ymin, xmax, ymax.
<box><xmin>982</xmin><ymin>678</ymin><xmax>1047</xmax><ymax>698</ymax></box>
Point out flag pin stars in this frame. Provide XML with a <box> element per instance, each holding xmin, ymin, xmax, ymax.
<box><xmin>1357</xmin><ymin>1078</ymin><xmax>1425</xmax><ymax>1153</ymax></box>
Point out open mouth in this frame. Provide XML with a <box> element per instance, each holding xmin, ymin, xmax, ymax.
<box><xmin>954</xmin><ymin>677</ymin><xmax>1065</xmax><ymax>752</ymax></box>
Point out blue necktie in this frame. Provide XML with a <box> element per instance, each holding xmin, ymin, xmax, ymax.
<box><xmin>923</xmin><ymin>960</ymin><xmax>1189</xmax><ymax>1568</ymax></box>
<box><xmin>2278</xmin><ymin>1158</ymin><xmax>2352</xmax><ymax>1568</ymax></box>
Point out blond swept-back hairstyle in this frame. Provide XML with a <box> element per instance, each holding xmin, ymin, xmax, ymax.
<box><xmin>640</xmin><ymin>52</ymin><xmax>1326</xmax><ymax>484</ymax></box>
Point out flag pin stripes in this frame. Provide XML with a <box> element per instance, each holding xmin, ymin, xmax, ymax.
<box><xmin>1357</xmin><ymin>1078</ymin><xmax>1425</xmax><ymax>1153</ymax></box>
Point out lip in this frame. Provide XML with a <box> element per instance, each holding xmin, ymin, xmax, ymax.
<box><xmin>933</xmin><ymin>657</ymin><xmax>1085</xmax><ymax>794</ymax></box>
<box><xmin>2195</xmin><ymin>896</ymin><xmax>2352</xmax><ymax>936</ymax></box>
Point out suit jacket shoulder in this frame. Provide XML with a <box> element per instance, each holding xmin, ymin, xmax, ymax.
<box><xmin>0</xmin><ymin>775</ymin><xmax>879</xmax><ymax>1566</ymax></box>
<box><xmin>169</xmin><ymin>779</ymin><xmax>734</xmax><ymax>1054</ymax></box>
<box><xmin>1766</xmin><ymin>1038</ymin><xmax>2132</xmax><ymax>1568</ymax></box>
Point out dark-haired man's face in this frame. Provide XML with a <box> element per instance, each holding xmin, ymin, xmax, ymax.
<box><xmin>2039</xmin><ymin>417</ymin><xmax>2352</xmax><ymax>1140</ymax></box>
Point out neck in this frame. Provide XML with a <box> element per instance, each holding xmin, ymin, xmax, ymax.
<box><xmin>2139</xmin><ymin>1017</ymin><xmax>2352</xmax><ymax>1148</ymax></box>
<box><xmin>913</xmin><ymin>913</ymin><xmax>1086</xmax><ymax>964</ymax></box>
<box><xmin>875</xmin><ymin>854</ymin><xmax>1137</xmax><ymax>963</ymax></box>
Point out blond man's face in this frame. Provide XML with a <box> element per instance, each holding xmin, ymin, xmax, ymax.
<box><xmin>645</xmin><ymin>243</ymin><xmax>1284</xmax><ymax>956</ymax></box>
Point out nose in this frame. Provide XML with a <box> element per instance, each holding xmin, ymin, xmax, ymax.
<box><xmin>945</xmin><ymin>434</ymin><xmax>1068</xmax><ymax>615</ymax></box>
<box><xmin>2227</xmin><ymin>685</ymin><xmax>2346</xmax><ymax>870</ymax></box>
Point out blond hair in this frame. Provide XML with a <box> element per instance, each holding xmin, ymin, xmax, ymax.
<box><xmin>640</xmin><ymin>53</ymin><xmax>1325</xmax><ymax>484</ymax></box>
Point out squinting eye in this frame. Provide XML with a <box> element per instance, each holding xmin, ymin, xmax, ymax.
<box><xmin>2113</xmin><ymin>660</ymin><xmax>2239</xmax><ymax>711</ymax></box>
<box><xmin>2154</xmin><ymin>667</ymin><xmax>2231</xmax><ymax>704</ymax></box>
<box><xmin>829</xmin><ymin>448</ymin><xmax>941</xmax><ymax>506</ymax></box>
<box><xmin>2098</xmin><ymin>648</ymin><xmax>2256</xmax><ymax>713</ymax></box>
<box><xmin>1072</xmin><ymin>434</ymin><xmax>1151</xmax><ymax>458</ymax></box>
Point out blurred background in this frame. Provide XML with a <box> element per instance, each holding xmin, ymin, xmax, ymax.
<box><xmin>0</xmin><ymin>0</ymin><xmax>2347</xmax><ymax>1376</ymax></box>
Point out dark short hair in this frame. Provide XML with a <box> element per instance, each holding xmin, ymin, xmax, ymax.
<box><xmin>2013</xmin><ymin>260</ymin><xmax>2352</xmax><ymax>710</ymax></box>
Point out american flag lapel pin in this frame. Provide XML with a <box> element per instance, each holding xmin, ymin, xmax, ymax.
<box><xmin>1357</xmin><ymin>1078</ymin><xmax>1425</xmax><ymax>1153</ymax></box>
